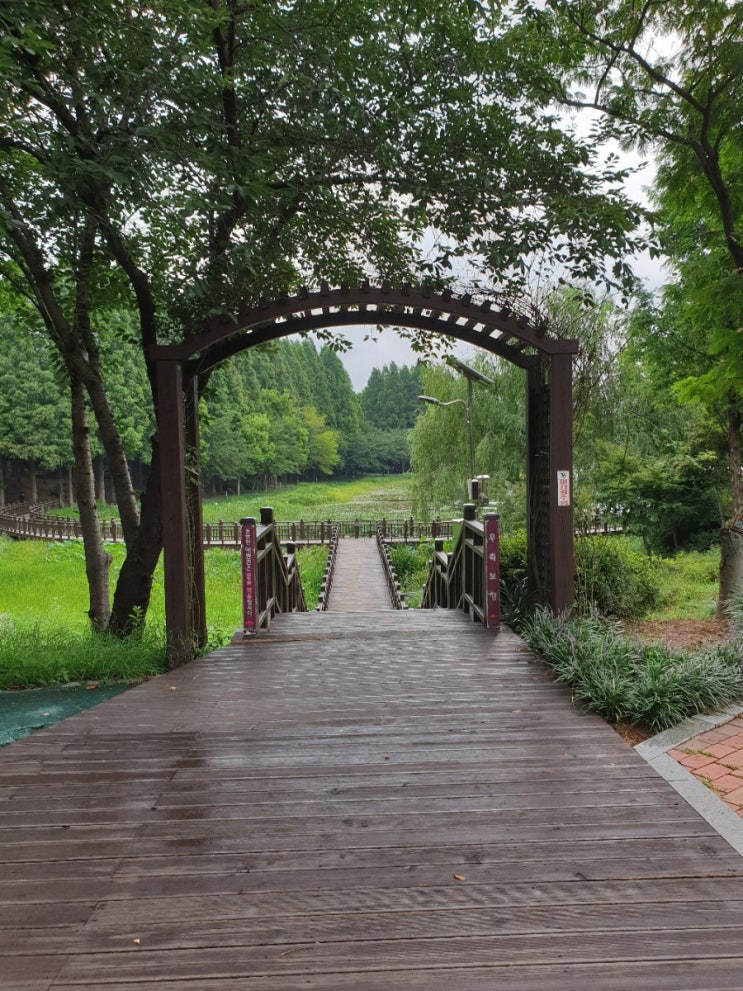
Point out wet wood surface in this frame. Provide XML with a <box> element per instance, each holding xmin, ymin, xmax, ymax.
<box><xmin>3</xmin><ymin>607</ymin><xmax>743</xmax><ymax>989</ymax></box>
<box><xmin>325</xmin><ymin>538</ymin><xmax>394</xmax><ymax>611</ymax></box>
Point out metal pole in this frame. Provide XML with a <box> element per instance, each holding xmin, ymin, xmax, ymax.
<box><xmin>465</xmin><ymin>376</ymin><xmax>475</xmax><ymax>482</ymax></box>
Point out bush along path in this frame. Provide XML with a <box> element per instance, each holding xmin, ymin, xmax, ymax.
<box><xmin>518</xmin><ymin>605</ymin><xmax>743</xmax><ymax>736</ymax></box>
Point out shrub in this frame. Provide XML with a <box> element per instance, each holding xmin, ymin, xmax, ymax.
<box><xmin>497</xmin><ymin>531</ymin><xmax>659</xmax><ymax>624</ymax></box>
<box><xmin>498</xmin><ymin>531</ymin><xmax>531</xmax><ymax>627</ymax></box>
<box><xmin>499</xmin><ymin>531</ymin><xmax>528</xmax><ymax>583</ymax></box>
<box><xmin>519</xmin><ymin>607</ymin><xmax>743</xmax><ymax>733</ymax></box>
<box><xmin>575</xmin><ymin>536</ymin><xmax>660</xmax><ymax>619</ymax></box>
<box><xmin>388</xmin><ymin>541</ymin><xmax>435</xmax><ymax>608</ymax></box>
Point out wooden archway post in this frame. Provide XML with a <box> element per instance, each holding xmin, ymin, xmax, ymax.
<box><xmin>549</xmin><ymin>353</ymin><xmax>575</xmax><ymax>610</ymax></box>
<box><xmin>156</xmin><ymin>357</ymin><xmax>194</xmax><ymax>667</ymax></box>
<box><xmin>526</xmin><ymin>353</ymin><xmax>575</xmax><ymax>611</ymax></box>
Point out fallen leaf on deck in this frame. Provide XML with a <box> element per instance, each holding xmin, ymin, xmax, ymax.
<box><xmin>452</xmin><ymin>874</ymin><xmax>466</xmax><ymax>882</ymax></box>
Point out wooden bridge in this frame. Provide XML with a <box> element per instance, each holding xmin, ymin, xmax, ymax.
<box><xmin>3</xmin><ymin>536</ymin><xmax>743</xmax><ymax>988</ymax></box>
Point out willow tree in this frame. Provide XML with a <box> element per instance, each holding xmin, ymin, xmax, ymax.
<box><xmin>1</xmin><ymin>0</ymin><xmax>644</xmax><ymax>638</ymax></box>
<box><xmin>515</xmin><ymin>0</ymin><xmax>743</xmax><ymax>601</ymax></box>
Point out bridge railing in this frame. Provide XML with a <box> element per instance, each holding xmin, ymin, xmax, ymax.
<box><xmin>421</xmin><ymin>505</ymin><xmax>500</xmax><ymax>628</ymax></box>
<box><xmin>240</xmin><ymin>508</ymin><xmax>307</xmax><ymax>635</ymax></box>
<box><xmin>316</xmin><ymin>524</ymin><xmax>341</xmax><ymax>611</ymax></box>
<box><xmin>376</xmin><ymin>526</ymin><xmax>406</xmax><ymax>609</ymax></box>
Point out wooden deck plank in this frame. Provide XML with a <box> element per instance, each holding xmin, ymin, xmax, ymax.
<box><xmin>43</xmin><ymin>961</ymin><xmax>743</xmax><ymax>991</ymax></box>
<box><xmin>2</xmin><ymin>616</ymin><xmax>743</xmax><ymax>988</ymax></box>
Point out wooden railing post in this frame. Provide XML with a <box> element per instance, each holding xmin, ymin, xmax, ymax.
<box><xmin>240</xmin><ymin>517</ymin><xmax>258</xmax><ymax>636</ymax></box>
<box><xmin>484</xmin><ymin>513</ymin><xmax>501</xmax><ymax>629</ymax></box>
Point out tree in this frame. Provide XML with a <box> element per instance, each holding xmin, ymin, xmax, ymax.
<box><xmin>516</xmin><ymin>0</ymin><xmax>743</xmax><ymax>599</ymax></box>
<box><xmin>303</xmin><ymin>407</ymin><xmax>340</xmax><ymax>479</ymax></box>
<box><xmin>361</xmin><ymin>363</ymin><xmax>423</xmax><ymax>431</ymax></box>
<box><xmin>0</xmin><ymin>0</ymin><xmax>647</xmax><ymax>649</ymax></box>
<box><xmin>200</xmin><ymin>359</ymin><xmax>274</xmax><ymax>493</ymax></box>
<box><xmin>259</xmin><ymin>390</ymin><xmax>309</xmax><ymax>482</ymax></box>
<box><xmin>0</xmin><ymin>315</ymin><xmax>70</xmax><ymax>499</ymax></box>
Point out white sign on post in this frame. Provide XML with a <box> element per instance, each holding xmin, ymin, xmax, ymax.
<box><xmin>557</xmin><ymin>470</ymin><xmax>570</xmax><ymax>507</ymax></box>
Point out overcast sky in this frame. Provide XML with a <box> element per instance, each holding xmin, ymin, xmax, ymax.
<box><xmin>328</xmin><ymin>147</ymin><xmax>666</xmax><ymax>394</ymax></box>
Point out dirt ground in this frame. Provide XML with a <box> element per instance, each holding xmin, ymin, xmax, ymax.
<box><xmin>624</xmin><ymin>615</ymin><xmax>731</xmax><ymax>652</ymax></box>
<box><xmin>612</xmin><ymin>616</ymin><xmax>733</xmax><ymax>747</ymax></box>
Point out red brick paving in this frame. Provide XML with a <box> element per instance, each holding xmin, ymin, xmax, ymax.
<box><xmin>669</xmin><ymin>718</ymin><xmax>743</xmax><ymax>818</ymax></box>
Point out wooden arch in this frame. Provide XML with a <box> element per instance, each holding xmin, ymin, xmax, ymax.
<box><xmin>151</xmin><ymin>283</ymin><xmax>577</xmax><ymax>665</ymax></box>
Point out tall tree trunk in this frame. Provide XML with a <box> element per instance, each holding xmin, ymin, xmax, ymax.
<box><xmin>729</xmin><ymin>399</ymin><xmax>741</xmax><ymax>521</ymax></box>
<box><xmin>96</xmin><ymin>456</ymin><xmax>106</xmax><ymax>504</ymax></box>
<box><xmin>718</xmin><ymin>399</ymin><xmax>743</xmax><ymax>611</ymax></box>
<box><xmin>108</xmin><ymin>435</ymin><xmax>163</xmax><ymax>634</ymax></box>
<box><xmin>85</xmin><ymin>372</ymin><xmax>141</xmax><ymax>545</ymax></box>
<box><xmin>0</xmin><ymin>456</ymin><xmax>4</xmax><ymax>507</ymax></box>
<box><xmin>29</xmin><ymin>464</ymin><xmax>38</xmax><ymax>503</ymax></box>
<box><xmin>71</xmin><ymin>378</ymin><xmax>111</xmax><ymax>630</ymax></box>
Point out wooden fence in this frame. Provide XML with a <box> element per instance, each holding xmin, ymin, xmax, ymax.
<box><xmin>0</xmin><ymin>508</ymin><xmax>453</xmax><ymax>547</ymax></box>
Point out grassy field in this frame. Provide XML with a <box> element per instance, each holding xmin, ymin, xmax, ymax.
<box><xmin>50</xmin><ymin>476</ymin><xmax>416</xmax><ymax>525</ymax></box>
<box><xmin>201</xmin><ymin>476</ymin><xmax>414</xmax><ymax>523</ymax></box>
<box><xmin>0</xmin><ymin>535</ymin><xmax>333</xmax><ymax>688</ymax></box>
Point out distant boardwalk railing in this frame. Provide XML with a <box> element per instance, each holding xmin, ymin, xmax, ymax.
<box><xmin>0</xmin><ymin>507</ymin><xmax>453</xmax><ymax>547</ymax></box>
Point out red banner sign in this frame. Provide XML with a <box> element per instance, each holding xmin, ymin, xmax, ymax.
<box><xmin>240</xmin><ymin>518</ymin><xmax>258</xmax><ymax>635</ymax></box>
<box><xmin>484</xmin><ymin>513</ymin><xmax>500</xmax><ymax>628</ymax></box>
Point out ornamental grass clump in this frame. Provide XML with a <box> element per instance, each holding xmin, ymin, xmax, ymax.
<box><xmin>519</xmin><ymin>607</ymin><xmax>743</xmax><ymax>734</ymax></box>
<box><xmin>0</xmin><ymin>617</ymin><xmax>167</xmax><ymax>690</ymax></box>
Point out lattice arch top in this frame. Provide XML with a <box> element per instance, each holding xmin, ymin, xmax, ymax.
<box><xmin>151</xmin><ymin>283</ymin><xmax>578</xmax><ymax>373</ymax></box>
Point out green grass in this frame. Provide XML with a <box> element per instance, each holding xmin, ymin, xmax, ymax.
<box><xmin>293</xmin><ymin>545</ymin><xmax>330</xmax><ymax>609</ymax></box>
<box><xmin>0</xmin><ymin>535</ymin><xmax>328</xmax><ymax>688</ymax></box>
<box><xmin>0</xmin><ymin>620</ymin><xmax>167</xmax><ymax>689</ymax></box>
<box><xmin>200</xmin><ymin>475</ymin><xmax>414</xmax><ymax>523</ymax></box>
<box><xmin>648</xmin><ymin>548</ymin><xmax>720</xmax><ymax>620</ymax></box>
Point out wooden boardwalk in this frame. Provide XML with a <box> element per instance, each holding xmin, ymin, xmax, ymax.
<box><xmin>326</xmin><ymin>538</ymin><xmax>394</xmax><ymax>612</ymax></box>
<box><xmin>3</xmin><ymin>607</ymin><xmax>743</xmax><ymax>988</ymax></box>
